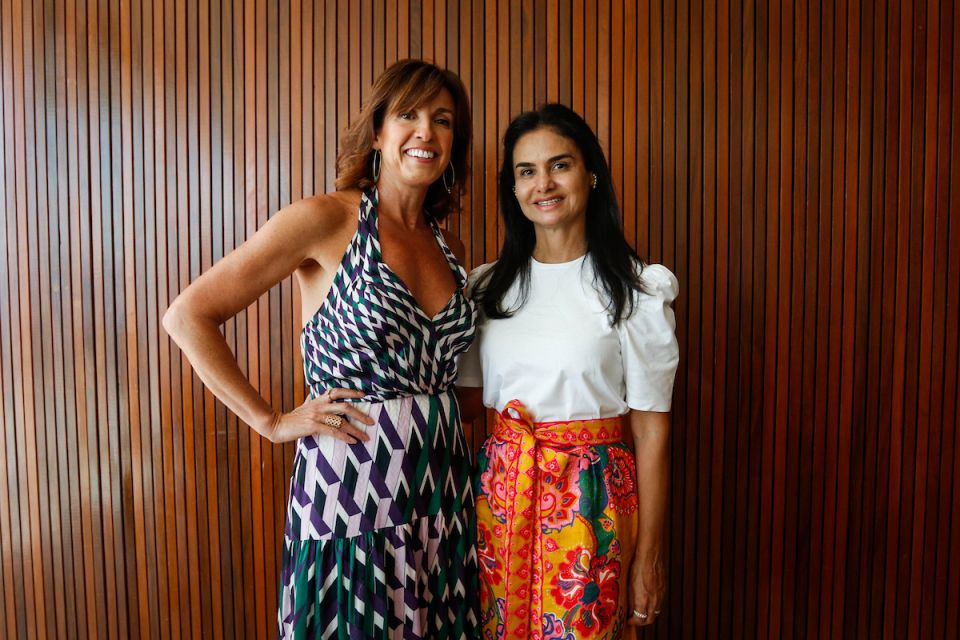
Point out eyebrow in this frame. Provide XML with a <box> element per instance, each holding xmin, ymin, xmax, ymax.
<box><xmin>514</xmin><ymin>153</ymin><xmax>575</xmax><ymax>168</ymax></box>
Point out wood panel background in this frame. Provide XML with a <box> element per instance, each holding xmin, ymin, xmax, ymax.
<box><xmin>2</xmin><ymin>0</ymin><xmax>959</xmax><ymax>638</ymax></box>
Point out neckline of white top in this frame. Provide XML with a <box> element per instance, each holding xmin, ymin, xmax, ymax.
<box><xmin>530</xmin><ymin>253</ymin><xmax>588</xmax><ymax>268</ymax></box>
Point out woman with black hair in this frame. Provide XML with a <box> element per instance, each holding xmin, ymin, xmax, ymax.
<box><xmin>457</xmin><ymin>104</ymin><xmax>679</xmax><ymax>639</ymax></box>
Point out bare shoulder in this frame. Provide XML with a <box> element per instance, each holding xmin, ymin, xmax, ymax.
<box><xmin>440</xmin><ymin>228</ymin><xmax>467</xmax><ymax>265</ymax></box>
<box><xmin>276</xmin><ymin>190</ymin><xmax>359</xmax><ymax>234</ymax></box>
<box><xmin>266</xmin><ymin>191</ymin><xmax>359</xmax><ymax>260</ymax></box>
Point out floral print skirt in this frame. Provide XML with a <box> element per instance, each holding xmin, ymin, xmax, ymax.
<box><xmin>474</xmin><ymin>400</ymin><xmax>639</xmax><ymax>640</ymax></box>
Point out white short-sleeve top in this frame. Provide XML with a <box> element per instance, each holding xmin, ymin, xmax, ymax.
<box><xmin>456</xmin><ymin>255</ymin><xmax>679</xmax><ymax>422</ymax></box>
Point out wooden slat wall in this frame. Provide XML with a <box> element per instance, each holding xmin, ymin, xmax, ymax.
<box><xmin>1</xmin><ymin>0</ymin><xmax>958</xmax><ymax>638</ymax></box>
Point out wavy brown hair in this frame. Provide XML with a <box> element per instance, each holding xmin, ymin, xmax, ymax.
<box><xmin>335</xmin><ymin>59</ymin><xmax>472</xmax><ymax>221</ymax></box>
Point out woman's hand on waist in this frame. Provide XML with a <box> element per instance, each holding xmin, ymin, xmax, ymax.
<box><xmin>264</xmin><ymin>388</ymin><xmax>375</xmax><ymax>444</ymax></box>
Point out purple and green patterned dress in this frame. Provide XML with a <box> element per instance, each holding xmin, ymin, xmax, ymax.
<box><xmin>278</xmin><ymin>188</ymin><xmax>479</xmax><ymax>639</ymax></box>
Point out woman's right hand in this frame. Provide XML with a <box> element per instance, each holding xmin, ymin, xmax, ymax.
<box><xmin>265</xmin><ymin>388</ymin><xmax>375</xmax><ymax>445</ymax></box>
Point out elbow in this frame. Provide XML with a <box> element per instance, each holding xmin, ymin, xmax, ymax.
<box><xmin>162</xmin><ymin>297</ymin><xmax>189</xmax><ymax>343</ymax></box>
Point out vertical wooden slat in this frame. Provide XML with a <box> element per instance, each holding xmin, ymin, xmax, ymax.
<box><xmin>708</xmin><ymin>0</ymin><xmax>730</xmax><ymax>637</ymax></box>
<box><xmin>733</xmin><ymin>0</ymin><xmax>756</xmax><ymax>636</ymax></box>
<box><xmin>0</xmin><ymin>67</ymin><xmax>17</xmax><ymax>626</ymax></box>
<box><xmin>24</xmin><ymin>1</ymin><xmax>61</xmax><ymax>636</ymax></box>
<box><xmin>909</xmin><ymin>1</ymin><xmax>940</xmax><ymax>637</ymax></box>
<box><xmin>945</xmin><ymin>8</ymin><xmax>960</xmax><ymax>634</ymax></box>
<box><xmin>745</xmin><ymin>1</ymin><xmax>766</xmax><ymax>634</ymax></box>
<box><xmin>137</xmin><ymin>0</ymin><xmax>170</xmax><ymax>633</ymax></box>
<box><xmin>572</xmin><ymin>0</ymin><xmax>582</xmax><ymax>114</ymax></box>
<box><xmin>758</xmin><ymin>0</ymin><xmax>779</xmax><ymax>635</ymax></box>
<box><xmin>794</xmin><ymin>0</ymin><xmax>815</xmax><ymax>635</ymax></box>
<box><xmin>681</xmin><ymin>0</ymin><xmax>707</xmax><ymax>635</ymax></box>
<box><xmin>820</xmin><ymin>1</ymin><xmax>845</xmax><ymax>636</ymax></box>
<box><xmin>810</xmin><ymin>2</ymin><xmax>834</xmax><ymax>637</ymax></box>
<box><xmin>876</xmin><ymin>4</ymin><xmax>902</xmax><ymax>639</ymax></box>
<box><xmin>609</xmin><ymin>0</ymin><xmax>622</xmax><ymax>201</ymax></box>
<box><xmin>39</xmin><ymin>0</ymin><xmax>62</xmax><ymax>634</ymax></box>
<box><xmin>10</xmin><ymin>2</ymin><xmax>41</xmax><ymax>639</ymax></box>
<box><xmin>583</xmin><ymin>0</ymin><xmax>595</xmax><ymax>128</ymax></box>
<box><xmin>0</xmin><ymin>4</ymin><xmax>22</xmax><ymax>637</ymax></box>
<box><xmin>924</xmin><ymin>4</ymin><xmax>955</xmax><ymax>637</ymax></box>
<box><xmin>152</xmin><ymin>0</ymin><xmax>180</xmax><ymax>635</ymax></box>
<box><xmin>725</xmin><ymin>0</ymin><xmax>745</xmax><ymax>633</ymax></box>
<box><xmin>938</xmin><ymin>8</ymin><xmax>960</xmax><ymax>639</ymax></box>
<box><xmin>20</xmin><ymin>2</ymin><xmax>57</xmax><ymax>633</ymax></box>
<box><xmin>770</xmin><ymin>0</ymin><xmax>794</xmax><ymax>635</ymax></box>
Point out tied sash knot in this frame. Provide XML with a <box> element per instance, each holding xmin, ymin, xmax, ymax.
<box><xmin>493</xmin><ymin>399</ymin><xmax>624</xmax><ymax>639</ymax></box>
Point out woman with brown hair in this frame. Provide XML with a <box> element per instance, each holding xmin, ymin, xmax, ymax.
<box><xmin>164</xmin><ymin>59</ymin><xmax>478</xmax><ymax>639</ymax></box>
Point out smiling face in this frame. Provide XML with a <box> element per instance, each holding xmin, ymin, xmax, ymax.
<box><xmin>511</xmin><ymin>126</ymin><xmax>593</xmax><ymax>233</ymax></box>
<box><xmin>372</xmin><ymin>88</ymin><xmax>455</xmax><ymax>191</ymax></box>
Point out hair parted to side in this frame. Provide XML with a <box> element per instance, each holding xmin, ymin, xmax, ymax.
<box><xmin>335</xmin><ymin>59</ymin><xmax>472</xmax><ymax>221</ymax></box>
<box><xmin>474</xmin><ymin>103</ymin><xmax>647</xmax><ymax>325</ymax></box>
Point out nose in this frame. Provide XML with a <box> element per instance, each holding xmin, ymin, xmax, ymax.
<box><xmin>415</xmin><ymin>117</ymin><xmax>433</xmax><ymax>141</ymax></box>
<box><xmin>534</xmin><ymin>171</ymin><xmax>555</xmax><ymax>192</ymax></box>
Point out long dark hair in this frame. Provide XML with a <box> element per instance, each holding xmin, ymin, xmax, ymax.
<box><xmin>475</xmin><ymin>103</ymin><xmax>646</xmax><ymax>324</ymax></box>
<box><xmin>335</xmin><ymin>59</ymin><xmax>472</xmax><ymax>221</ymax></box>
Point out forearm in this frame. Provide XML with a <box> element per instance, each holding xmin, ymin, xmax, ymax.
<box><xmin>631</xmin><ymin>411</ymin><xmax>670</xmax><ymax>558</ymax></box>
<box><xmin>164</xmin><ymin>305</ymin><xmax>277</xmax><ymax>437</ymax></box>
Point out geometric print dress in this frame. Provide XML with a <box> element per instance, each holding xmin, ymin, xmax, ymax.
<box><xmin>278</xmin><ymin>188</ymin><xmax>479</xmax><ymax>639</ymax></box>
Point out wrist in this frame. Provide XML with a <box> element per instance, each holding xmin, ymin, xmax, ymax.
<box><xmin>253</xmin><ymin>409</ymin><xmax>282</xmax><ymax>441</ymax></box>
<box><xmin>632</xmin><ymin>547</ymin><xmax>663</xmax><ymax>566</ymax></box>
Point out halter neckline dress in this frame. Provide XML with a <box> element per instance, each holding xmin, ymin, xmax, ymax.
<box><xmin>278</xmin><ymin>188</ymin><xmax>479</xmax><ymax>639</ymax></box>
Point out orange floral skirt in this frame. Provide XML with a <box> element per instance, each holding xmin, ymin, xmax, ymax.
<box><xmin>474</xmin><ymin>400</ymin><xmax>639</xmax><ymax>640</ymax></box>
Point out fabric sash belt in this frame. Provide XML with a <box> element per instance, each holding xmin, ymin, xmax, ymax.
<box><xmin>493</xmin><ymin>399</ymin><xmax>625</xmax><ymax>639</ymax></box>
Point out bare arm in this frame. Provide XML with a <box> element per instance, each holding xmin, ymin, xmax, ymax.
<box><xmin>627</xmin><ymin>409</ymin><xmax>670</xmax><ymax>627</ymax></box>
<box><xmin>163</xmin><ymin>195</ymin><xmax>372</xmax><ymax>443</ymax></box>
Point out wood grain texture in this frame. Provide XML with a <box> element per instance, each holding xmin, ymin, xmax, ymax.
<box><xmin>1</xmin><ymin>1</ymin><xmax>958</xmax><ymax>638</ymax></box>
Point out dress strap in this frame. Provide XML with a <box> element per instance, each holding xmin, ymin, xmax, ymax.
<box><xmin>356</xmin><ymin>187</ymin><xmax>379</xmax><ymax>238</ymax></box>
<box><xmin>426</xmin><ymin>217</ymin><xmax>468</xmax><ymax>289</ymax></box>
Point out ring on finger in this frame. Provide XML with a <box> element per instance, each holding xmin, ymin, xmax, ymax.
<box><xmin>322</xmin><ymin>414</ymin><xmax>344</xmax><ymax>430</ymax></box>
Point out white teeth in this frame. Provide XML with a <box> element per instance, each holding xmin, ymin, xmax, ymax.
<box><xmin>536</xmin><ymin>198</ymin><xmax>561</xmax><ymax>206</ymax></box>
<box><xmin>405</xmin><ymin>149</ymin><xmax>436</xmax><ymax>159</ymax></box>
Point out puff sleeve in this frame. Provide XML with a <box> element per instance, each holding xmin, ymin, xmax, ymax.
<box><xmin>617</xmin><ymin>263</ymin><xmax>680</xmax><ymax>412</ymax></box>
<box><xmin>454</xmin><ymin>264</ymin><xmax>492</xmax><ymax>387</ymax></box>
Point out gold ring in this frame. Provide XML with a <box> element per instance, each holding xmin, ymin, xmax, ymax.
<box><xmin>322</xmin><ymin>414</ymin><xmax>343</xmax><ymax>430</ymax></box>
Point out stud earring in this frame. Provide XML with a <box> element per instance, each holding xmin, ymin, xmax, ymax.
<box><xmin>591</xmin><ymin>173</ymin><xmax>598</xmax><ymax>189</ymax></box>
